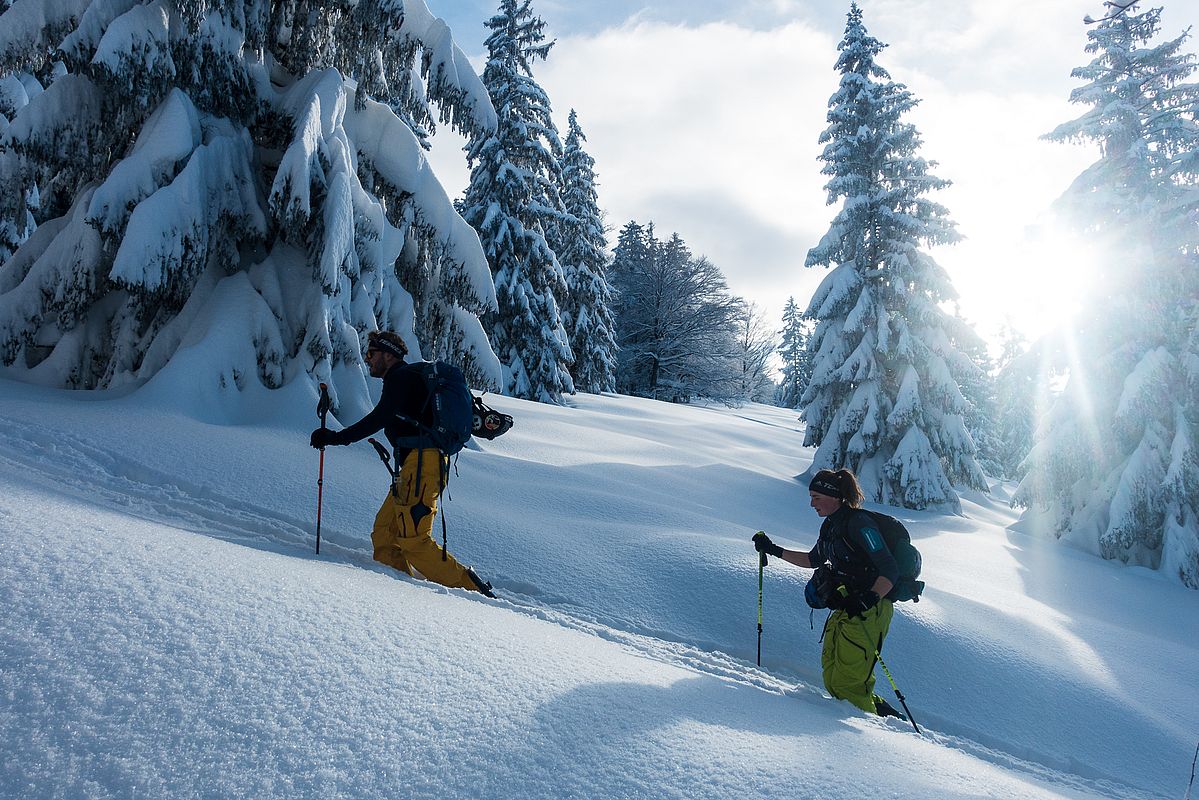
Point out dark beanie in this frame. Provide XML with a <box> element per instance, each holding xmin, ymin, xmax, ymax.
<box><xmin>808</xmin><ymin>473</ymin><xmax>843</xmax><ymax>499</ymax></box>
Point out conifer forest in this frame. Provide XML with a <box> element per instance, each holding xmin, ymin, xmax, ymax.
<box><xmin>1</xmin><ymin>0</ymin><xmax>1196</xmax><ymax>588</ymax></box>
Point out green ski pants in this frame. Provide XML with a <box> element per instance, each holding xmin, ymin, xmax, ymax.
<box><xmin>821</xmin><ymin>599</ymin><xmax>894</xmax><ymax>714</ymax></box>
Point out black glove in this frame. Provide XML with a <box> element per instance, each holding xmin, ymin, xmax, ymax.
<box><xmin>839</xmin><ymin>589</ymin><xmax>880</xmax><ymax>619</ymax></box>
<box><xmin>310</xmin><ymin>428</ymin><xmax>340</xmax><ymax>449</ymax></box>
<box><xmin>752</xmin><ymin>531</ymin><xmax>783</xmax><ymax>558</ymax></box>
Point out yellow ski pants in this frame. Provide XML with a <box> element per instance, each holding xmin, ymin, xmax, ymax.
<box><xmin>821</xmin><ymin>599</ymin><xmax>894</xmax><ymax>714</ymax></box>
<box><xmin>370</xmin><ymin>448</ymin><xmax>479</xmax><ymax>592</ymax></box>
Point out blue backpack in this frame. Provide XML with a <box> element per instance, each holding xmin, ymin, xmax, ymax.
<box><xmin>392</xmin><ymin>361</ymin><xmax>474</xmax><ymax>455</ymax></box>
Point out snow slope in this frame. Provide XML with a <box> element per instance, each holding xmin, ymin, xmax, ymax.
<box><xmin>1</xmin><ymin>376</ymin><xmax>1196</xmax><ymax>799</ymax></box>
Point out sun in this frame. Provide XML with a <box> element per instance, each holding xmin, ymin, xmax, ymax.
<box><xmin>940</xmin><ymin>221</ymin><xmax>1104</xmax><ymax>352</ymax></box>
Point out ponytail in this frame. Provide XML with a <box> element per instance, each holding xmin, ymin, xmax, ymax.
<box><xmin>836</xmin><ymin>469</ymin><xmax>864</xmax><ymax>508</ymax></box>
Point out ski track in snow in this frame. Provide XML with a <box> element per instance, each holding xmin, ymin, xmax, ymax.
<box><xmin>0</xmin><ymin>417</ymin><xmax>1154</xmax><ymax>800</ymax></box>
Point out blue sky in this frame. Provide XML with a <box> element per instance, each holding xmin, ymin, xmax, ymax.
<box><xmin>422</xmin><ymin>0</ymin><xmax>1197</xmax><ymax>350</ymax></box>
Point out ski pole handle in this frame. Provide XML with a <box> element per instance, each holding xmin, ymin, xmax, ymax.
<box><xmin>317</xmin><ymin>383</ymin><xmax>331</xmax><ymax>444</ymax></box>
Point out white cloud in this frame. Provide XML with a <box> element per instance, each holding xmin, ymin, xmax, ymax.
<box><xmin>424</xmin><ymin>1</ymin><xmax>1195</xmax><ymax>347</ymax></box>
<box><xmin>539</xmin><ymin>20</ymin><xmax>836</xmax><ymax>287</ymax></box>
<box><xmin>426</xmin><ymin>19</ymin><xmax>841</xmax><ymax>329</ymax></box>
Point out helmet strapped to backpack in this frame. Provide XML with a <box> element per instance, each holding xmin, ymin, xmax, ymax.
<box><xmin>472</xmin><ymin>395</ymin><xmax>513</xmax><ymax>440</ymax></box>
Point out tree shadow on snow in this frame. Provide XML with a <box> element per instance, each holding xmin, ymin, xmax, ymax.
<box><xmin>485</xmin><ymin>674</ymin><xmax>857</xmax><ymax>797</ymax></box>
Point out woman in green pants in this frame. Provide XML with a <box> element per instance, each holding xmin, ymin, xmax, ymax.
<box><xmin>753</xmin><ymin>468</ymin><xmax>905</xmax><ymax>719</ymax></box>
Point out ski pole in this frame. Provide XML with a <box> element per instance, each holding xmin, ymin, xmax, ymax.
<box><xmin>841</xmin><ymin>597</ymin><xmax>921</xmax><ymax>733</ymax></box>
<box><xmin>315</xmin><ymin>383</ymin><xmax>331</xmax><ymax>554</ymax></box>
<box><xmin>757</xmin><ymin>550</ymin><xmax>767</xmax><ymax>666</ymax></box>
<box><xmin>1185</xmin><ymin>739</ymin><xmax>1197</xmax><ymax>800</ymax></box>
<box><xmin>873</xmin><ymin>648</ymin><xmax>919</xmax><ymax>733</ymax></box>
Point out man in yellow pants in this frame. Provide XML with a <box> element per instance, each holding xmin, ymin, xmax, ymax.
<box><xmin>311</xmin><ymin>330</ymin><xmax>494</xmax><ymax>596</ymax></box>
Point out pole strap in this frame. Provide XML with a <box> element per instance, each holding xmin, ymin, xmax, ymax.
<box><xmin>440</xmin><ymin>455</ymin><xmax>449</xmax><ymax>560</ymax></box>
<box><xmin>441</xmin><ymin>510</ymin><xmax>448</xmax><ymax>561</ymax></box>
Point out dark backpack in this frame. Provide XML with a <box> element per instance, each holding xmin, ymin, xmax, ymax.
<box><xmin>804</xmin><ymin>511</ymin><xmax>925</xmax><ymax>608</ymax></box>
<box><xmin>392</xmin><ymin>361</ymin><xmax>474</xmax><ymax>455</ymax></box>
<box><xmin>861</xmin><ymin>511</ymin><xmax>924</xmax><ymax>602</ymax></box>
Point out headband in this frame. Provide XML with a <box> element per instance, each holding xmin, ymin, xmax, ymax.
<box><xmin>808</xmin><ymin>474</ymin><xmax>843</xmax><ymax>499</ymax></box>
<box><xmin>368</xmin><ymin>337</ymin><xmax>406</xmax><ymax>360</ymax></box>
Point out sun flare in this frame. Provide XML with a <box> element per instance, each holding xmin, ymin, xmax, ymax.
<box><xmin>945</xmin><ymin>223</ymin><xmax>1104</xmax><ymax>349</ymax></box>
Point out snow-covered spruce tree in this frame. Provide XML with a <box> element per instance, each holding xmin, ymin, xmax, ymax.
<box><xmin>801</xmin><ymin>2</ymin><xmax>987</xmax><ymax>511</ymax></box>
<box><xmin>949</xmin><ymin>312</ymin><xmax>1004</xmax><ymax>480</ymax></box>
<box><xmin>558</xmin><ymin>108</ymin><xmax>617</xmax><ymax>394</ymax></box>
<box><xmin>611</xmin><ymin>223</ymin><xmax>742</xmax><ymax>403</ymax></box>
<box><xmin>1015</xmin><ymin>2</ymin><xmax>1199</xmax><ymax>588</ymax></box>
<box><xmin>993</xmin><ymin>325</ymin><xmax>1044</xmax><ymax>481</ymax></box>
<box><xmin>0</xmin><ymin>0</ymin><xmax>500</xmax><ymax>420</ymax></box>
<box><xmin>609</xmin><ymin>219</ymin><xmax>651</xmax><ymax>392</ymax></box>
<box><xmin>461</xmin><ymin>0</ymin><xmax>574</xmax><ymax>403</ymax></box>
<box><xmin>0</xmin><ymin>67</ymin><xmax>41</xmax><ymax>263</ymax></box>
<box><xmin>776</xmin><ymin>296</ymin><xmax>811</xmax><ymax>409</ymax></box>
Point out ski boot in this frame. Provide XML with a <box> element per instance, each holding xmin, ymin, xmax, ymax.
<box><xmin>873</xmin><ymin>695</ymin><xmax>907</xmax><ymax>721</ymax></box>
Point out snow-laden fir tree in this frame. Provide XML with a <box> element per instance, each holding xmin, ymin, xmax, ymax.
<box><xmin>1015</xmin><ymin>2</ymin><xmax>1199</xmax><ymax>588</ymax></box>
<box><xmin>949</xmin><ymin>312</ymin><xmax>1004</xmax><ymax>480</ymax></box>
<box><xmin>776</xmin><ymin>296</ymin><xmax>812</xmax><ymax>409</ymax></box>
<box><xmin>801</xmin><ymin>2</ymin><xmax>988</xmax><ymax>511</ymax></box>
<box><xmin>610</xmin><ymin>222</ymin><xmax>742</xmax><ymax>403</ymax></box>
<box><xmin>461</xmin><ymin>0</ymin><xmax>574</xmax><ymax>403</ymax></box>
<box><xmin>609</xmin><ymin>219</ymin><xmax>651</xmax><ymax>391</ymax></box>
<box><xmin>993</xmin><ymin>325</ymin><xmax>1048</xmax><ymax>481</ymax></box>
<box><xmin>558</xmin><ymin>108</ymin><xmax>617</xmax><ymax>394</ymax></box>
<box><xmin>0</xmin><ymin>66</ymin><xmax>40</xmax><ymax>263</ymax></box>
<box><xmin>0</xmin><ymin>0</ymin><xmax>501</xmax><ymax>421</ymax></box>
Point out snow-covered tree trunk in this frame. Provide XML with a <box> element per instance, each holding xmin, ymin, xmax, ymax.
<box><xmin>0</xmin><ymin>0</ymin><xmax>501</xmax><ymax>421</ymax></box>
<box><xmin>800</xmin><ymin>2</ymin><xmax>987</xmax><ymax>512</ymax></box>
<box><xmin>1015</xmin><ymin>3</ymin><xmax>1199</xmax><ymax>588</ymax></box>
